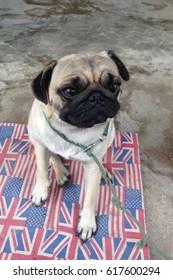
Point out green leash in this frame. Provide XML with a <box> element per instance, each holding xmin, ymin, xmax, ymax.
<box><xmin>43</xmin><ymin>112</ymin><xmax>171</xmax><ymax>260</ymax></box>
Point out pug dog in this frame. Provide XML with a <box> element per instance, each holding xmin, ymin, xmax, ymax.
<box><xmin>28</xmin><ymin>50</ymin><xmax>129</xmax><ymax>241</ymax></box>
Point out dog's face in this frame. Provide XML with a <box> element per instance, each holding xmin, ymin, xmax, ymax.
<box><xmin>32</xmin><ymin>51</ymin><xmax>129</xmax><ymax>128</ymax></box>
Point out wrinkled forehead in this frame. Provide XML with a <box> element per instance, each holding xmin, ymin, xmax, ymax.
<box><xmin>51</xmin><ymin>52</ymin><xmax>120</xmax><ymax>85</ymax></box>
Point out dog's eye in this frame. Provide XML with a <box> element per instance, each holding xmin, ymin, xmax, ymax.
<box><xmin>60</xmin><ymin>87</ymin><xmax>76</xmax><ymax>100</ymax></box>
<box><xmin>113</xmin><ymin>83</ymin><xmax>120</xmax><ymax>97</ymax></box>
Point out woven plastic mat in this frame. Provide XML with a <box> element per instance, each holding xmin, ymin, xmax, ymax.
<box><xmin>0</xmin><ymin>123</ymin><xmax>150</xmax><ymax>260</ymax></box>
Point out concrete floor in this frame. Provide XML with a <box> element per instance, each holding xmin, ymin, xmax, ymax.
<box><xmin>0</xmin><ymin>0</ymin><xmax>173</xmax><ymax>259</ymax></box>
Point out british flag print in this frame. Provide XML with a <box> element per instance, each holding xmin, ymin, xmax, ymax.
<box><xmin>0</xmin><ymin>123</ymin><xmax>150</xmax><ymax>259</ymax></box>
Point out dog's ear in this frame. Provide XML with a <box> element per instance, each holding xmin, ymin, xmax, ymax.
<box><xmin>31</xmin><ymin>60</ymin><xmax>57</xmax><ymax>104</ymax></box>
<box><xmin>107</xmin><ymin>50</ymin><xmax>130</xmax><ymax>81</ymax></box>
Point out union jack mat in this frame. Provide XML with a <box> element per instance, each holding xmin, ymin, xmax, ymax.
<box><xmin>0</xmin><ymin>123</ymin><xmax>150</xmax><ymax>260</ymax></box>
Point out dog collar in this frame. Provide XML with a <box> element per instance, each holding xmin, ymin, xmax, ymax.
<box><xmin>84</xmin><ymin>121</ymin><xmax>109</xmax><ymax>153</ymax></box>
<box><xmin>42</xmin><ymin>110</ymin><xmax>110</xmax><ymax>154</ymax></box>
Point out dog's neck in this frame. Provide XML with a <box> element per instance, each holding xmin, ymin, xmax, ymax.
<box><xmin>41</xmin><ymin>107</ymin><xmax>110</xmax><ymax>153</ymax></box>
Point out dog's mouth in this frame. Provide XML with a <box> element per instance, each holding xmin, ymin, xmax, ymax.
<box><xmin>59</xmin><ymin>93</ymin><xmax>120</xmax><ymax>128</ymax></box>
<box><xmin>67</xmin><ymin>108</ymin><xmax>109</xmax><ymax>128</ymax></box>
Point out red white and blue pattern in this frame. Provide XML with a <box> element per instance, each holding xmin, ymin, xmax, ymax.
<box><xmin>0</xmin><ymin>123</ymin><xmax>150</xmax><ymax>260</ymax></box>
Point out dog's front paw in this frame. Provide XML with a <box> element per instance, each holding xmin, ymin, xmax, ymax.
<box><xmin>31</xmin><ymin>183</ymin><xmax>49</xmax><ymax>206</ymax></box>
<box><xmin>76</xmin><ymin>213</ymin><xmax>97</xmax><ymax>241</ymax></box>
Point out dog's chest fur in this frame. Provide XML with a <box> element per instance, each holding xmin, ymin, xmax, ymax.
<box><xmin>29</xmin><ymin>101</ymin><xmax>115</xmax><ymax>162</ymax></box>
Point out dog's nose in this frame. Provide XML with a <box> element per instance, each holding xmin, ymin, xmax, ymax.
<box><xmin>89</xmin><ymin>92</ymin><xmax>104</xmax><ymax>105</ymax></box>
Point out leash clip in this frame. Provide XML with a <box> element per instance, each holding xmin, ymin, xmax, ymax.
<box><xmin>84</xmin><ymin>136</ymin><xmax>107</xmax><ymax>153</ymax></box>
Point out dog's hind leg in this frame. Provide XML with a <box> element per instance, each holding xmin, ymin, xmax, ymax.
<box><xmin>49</xmin><ymin>154</ymin><xmax>71</xmax><ymax>187</ymax></box>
